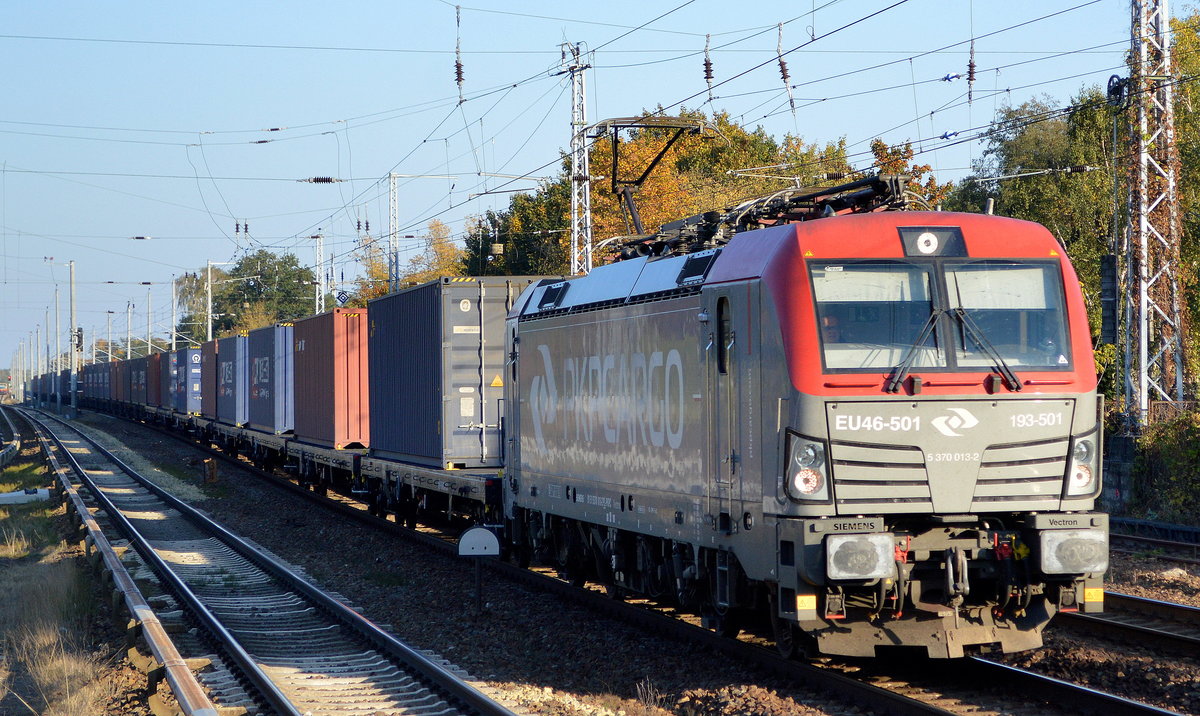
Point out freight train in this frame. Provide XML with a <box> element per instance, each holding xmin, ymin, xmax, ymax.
<box><xmin>30</xmin><ymin>175</ymin><xmax>1107</xmax><ymax>658</ymax></box>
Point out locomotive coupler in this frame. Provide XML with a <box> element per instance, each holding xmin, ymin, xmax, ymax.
<box><xmin>944</xmin><ymin>546</ymin><xmax>970</xmax><ymax>608</ymax></box>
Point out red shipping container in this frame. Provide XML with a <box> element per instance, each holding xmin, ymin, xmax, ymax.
<box><xmin>147</xmin><ymin>353</ymin><xmax>163</xmax><ymax>407</ymax></box>
<box><xmin>293</xmin><ymin>308</ymin><xmax>369</xmax><ymax>449</ymax></box>
<box><xmin>201</xmin><ymin>340</ymin><xmax>219</xmax><ymax>419</ymax></box>
<box><xmin>114</xmin><ymin>359</ymin><xmax>130</xmax><ymax>403</ymax></box>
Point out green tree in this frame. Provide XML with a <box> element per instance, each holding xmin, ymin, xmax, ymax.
<box><xmin>175</xmin><ymin>250</ymin><xmax>315</xmax><ymax>342</ymax></box>
<box><xmin>945</xmin><ymin>92</ymin><xmax>1119</xmax><ymax>321</ymax></box>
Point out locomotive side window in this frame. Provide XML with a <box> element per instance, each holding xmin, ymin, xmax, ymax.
<box><xmin>717</xmin><ymin>297</ymin><xmax>732</xmax><ymax>375</ymax></box>
<box><xmin>810</xmin><ymin>262</ymin><xmax>941</xmax><ymax>370</ymax></box>
<box><xmin>946</xmin><ymin>261</ymin><xmax>1070</xmax><ymax>369</ymax></box>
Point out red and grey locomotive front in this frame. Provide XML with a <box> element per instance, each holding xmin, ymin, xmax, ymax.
<box><xmin>724</xmin><ymin>211</ymin><xmax>1105</xmax><ymax>656</ymax></box>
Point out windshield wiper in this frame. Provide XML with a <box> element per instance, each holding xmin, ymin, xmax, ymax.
<box><xmin>884</xmin><ymin>308</ymin><xmax>943</xmax><ymax>393</ymax></box>
<box><xmin>952</xmin><ymin>307</ymin><xmax>1022</xmax><ymax>391</ymax></box>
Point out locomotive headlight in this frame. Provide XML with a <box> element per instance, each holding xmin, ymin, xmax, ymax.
<box><xmin>785</xmin><ymin>433</ymin><xmax>830</xmax><ymax>502</ymax></box>
<box><xmin>1064</xmin><ymin>432</ymin><xmax>1100</xmax><ymax>498</ymax></box>
<box><xmin>1039</xmin><ymin>528</ymin><xmax>1108</xmax><ymax>574</ymax></box>
<box><xmin>1072</xmin><ymin>439</ymin><xmax>1093</xmax><ymax>464</ymax></box>
<box><xmin>826</xmin><ymin>533</ymin><xmax>897</xmax><ymax>581</ymax></box>
<box><xmin>795</xmin><ymin>443</ymin><xmax>822</xmax><ymax>469</ymax></box>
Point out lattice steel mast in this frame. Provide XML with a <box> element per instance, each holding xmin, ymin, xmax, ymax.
<box><xmin>389</xmin><ymin>173</ymin><xmax>400</xmax><ymax>293</ymax></box>
<box><xmin>563</xmin><ymin>43</ymin><xmax>593</xmax><ymax>276</ymax></box>
<box><xmin>1123</xmin><ymin>0</ymin><xmax>1187</xmax><ymax>420</ymax></box>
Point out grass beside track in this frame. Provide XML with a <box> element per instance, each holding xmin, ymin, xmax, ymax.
<box><xmin>0</xmin><ymin>442</ymin><xmax>119</xmax><ymax>715</ymax></box>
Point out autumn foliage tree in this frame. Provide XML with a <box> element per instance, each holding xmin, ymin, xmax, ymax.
<box><xmin>346</xmin><ymin>220</ymin><xmax>464</xmax><ymax>303</ymax></box>
<box><xmin>869</xmin><ymin>138</ymin><xmax>954</xmax><ymax>207</ymax></box>
<box><xmin>461</xmin><ymin>108</ymin><xmax>855</xmax><ymax>273</ymax></box>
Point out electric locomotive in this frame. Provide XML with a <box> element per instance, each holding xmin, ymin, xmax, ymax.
<box><xmin>503</xmin><ymin>176</ymin><xmax>1107</xmax><ymax>658</ymax></box>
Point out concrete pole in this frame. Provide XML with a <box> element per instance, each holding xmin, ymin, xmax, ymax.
<box><xmin>54</xmin><ymin>289</ymin><xmax>61</xmax><ymax>413</ymax></box>
<box><xmin>146</xmin><ymin>286</ymin><xmax>152</xmax><ymax>355</ymax></box>
<box><xmin>207</xmin><ymin>261</ymin><xmax>213</xmax><ymax>342</ymax></box>
<box><xmin>126</xmin><ymin>302</ymin><xmax>132</xmax><ymax>360</ymax></box>
<box><xmin>70</xmin><ymin>260</ymin><xmax>77</xmax><ymax>415</ymax></box>
<box><xmin>171</xmin><ymin>276</ymin><xmax>177</xmax><ymax>351</ymax></box>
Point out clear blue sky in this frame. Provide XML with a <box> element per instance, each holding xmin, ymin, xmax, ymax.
<box><xmin>0</xmin><ymin>0</ymin><xmax>1134</xmax><ymax>370</ymax></box>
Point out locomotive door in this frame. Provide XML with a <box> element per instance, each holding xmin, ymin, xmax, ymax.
<box><xmin>710</xmin><ymin>292</ymin><xmax>740</xmax><ymax>531</ymax></box>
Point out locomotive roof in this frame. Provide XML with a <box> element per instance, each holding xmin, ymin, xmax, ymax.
<box><xmin>515</xmin><ymin>211</ymin><xmax>1064</xmax><ymax>320</ymax></box>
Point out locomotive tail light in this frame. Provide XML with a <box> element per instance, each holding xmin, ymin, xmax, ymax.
<box><xmin>825</xmin><ymin>533</ymin><xmax>897</xmax><ymax>581</ymax></box>
<box><xmin>1039</xmin><ymin>528</ymin><xmax>1108</xmax><ymax>575</ymax></box>
<box><xmin>785</xmin><ymin>432</ymin><xmax>830</xmax><ymax>502</ymax></box>
<box><xmin>1064</xmin><ymin>430</ymin><xmax>1100</xmax><ymax>498</ymax></box>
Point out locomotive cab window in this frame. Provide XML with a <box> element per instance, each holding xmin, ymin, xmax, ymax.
<box><xmin>945</xmin><ymin>260</ymin><xmax>1071</xmax><ymax>369</ymax></box>
<box><xmin>811</xmin><ymin>262</ymin><xmax>941</xmax><ymax>370</ymax></box>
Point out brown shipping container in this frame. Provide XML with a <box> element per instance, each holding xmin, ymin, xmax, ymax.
<box><xmin>293</xmin><ymin>308</ymin><xmax>369</xmax><ymax>449</ymax></box>
<box><xmin>201</xmin><ymin>340</ymin><xmax>219</xmax><ymax>419</ymax></box>
<box><xmin>147</xmin><ymin>353</ymin><xmax>163</xmax><ymax>407</ymax></box>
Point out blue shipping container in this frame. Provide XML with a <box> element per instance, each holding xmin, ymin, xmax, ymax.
<box><xmin>247</xmin><ymin>324</ymin><xmax>294</xmax><ymax>434</ymax></box>
<box><xmin>216</xmin><ymin>335</ymin><xmax>248</xmax><ymax>426</ymax></box>
<box><xmin>173</xmin><ymin>348</ymin><xmax>202</xmax><ymax>415</ymax></box>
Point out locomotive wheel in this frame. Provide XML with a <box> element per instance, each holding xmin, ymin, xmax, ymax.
<box><xmin>710</xmin><ymin>608</ymin><xmax>741</xmax><ymax>638</ymax></box>
<box><xmin>768</xmin><ymin>593</ymin><xmax>797</xmax><ymax>659</ymax></box>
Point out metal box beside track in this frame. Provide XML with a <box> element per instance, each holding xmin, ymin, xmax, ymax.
<box><xmin>368</xmin><ymin>276</ymin><xmax>542</xmax><ymax>469</ymax></box>
<box><xmin>247</xmin><ymin>324</ymin><xmax>294</xmax><ymax>434</ymax></box>
<box><xmin>201</xmin><ymin>340</ymin><xmax>218</xmax><ymax>419</ymax></box>
<box><xmin>172</xmin><ymin>348</ymin><xmax>202</xmax><ymax>415</ymax></box>
<box><xmin>217</xmin><ymin>334</ymin><xmax>249</xmax><ymax>426</ymax></box>
<box><xmin>293</xmin><ymin>308</ymin><xmax>369</xmax><ymax>449</ymax></box>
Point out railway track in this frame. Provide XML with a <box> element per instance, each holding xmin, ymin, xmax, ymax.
<box><xmin>21</xmin><ymin>407</ymin><xmax>517</xmax><ymax>716</ymax></box>
<box><xmin>1111</xmin><ymin>531</ymin><xmax>1200</xmax><ymax>565</ymax></box>
<box><xmin>1056</xmin><ymin>592</ymin><xmax>1200</xmax><ymax>653</ymax></box>
<box><xmin>93</xmin><ymin>409</ymin><xmax>1187</xmax><ymax>716</ymax></box>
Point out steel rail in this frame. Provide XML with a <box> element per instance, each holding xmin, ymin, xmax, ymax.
<box><xmin>30</xmin><ymin>408</ymin><xmax>516</xmax><ymax>716</ymax></box>
<box><xmin>965</xmin><ymin>658</ymin><xmax>1181</xmax><ymax>716</ymax></box>
<box><xmin>24</xmin><ymin>408</ymin><xmax>298</xmax><ymax>715</ymax></box>
<box><xmin>0</xmin><ymin>403</ymin><xmax>22</xmax><ymax>466</ymax></box>
<box><xmin>1056</xmin><ymin>591</ymin><xmax>1200</xmax><ymax>653</ymax></box>
<box><xmin>18</xmin><ymin>408</ymin><xmax>219</xmax><ymax>716</ymax></box>
<box><xmin>1111</xmin><ymin>532</ymin><xmax>1200</xmax><ymax>564</ymax></box>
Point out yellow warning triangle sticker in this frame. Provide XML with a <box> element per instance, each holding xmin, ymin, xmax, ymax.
<box><xmin>490</xmin><ymin>374</ymin><xmax>504</xmax><ymax>387</ymax></box>
<box><xmin>804</xmin><ymin>250</ymin><xmax>814</xmax><ymax>257</ymax></box>
<box><xmin>1050</xmin><ymin>249</ymin><xmax>1059</xmax><ymax>256</ymax></box>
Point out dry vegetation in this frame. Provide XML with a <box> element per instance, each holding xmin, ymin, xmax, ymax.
<box><xmin>0</xmin><ymin>446</ymin><xmax>121</xmax><ymax>715</ymax></box>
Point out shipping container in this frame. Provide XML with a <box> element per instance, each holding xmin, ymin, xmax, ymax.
<box><xmin>293</xmin><ymin>308</ymin><xmax>368</xmax><ymax>449</ymax></box>
<box><xmin>147</xmin><ymin>353</ymin><xmax>163</xmax><ymax>407</ymax></box>
<box><xmin>115</xmin><ymin>359</ymin><xmax>131</xmax><ymax>403</ymax></box>
<box><xmin>217</xmin><ymin>334</ymin><xmax>249</xmax><ymax>426</ymax></box>
<box><xmin>104</xmin><ymin>361</ymin><xmax>115</xmax><ymax>402</ymax></box>
<box><xmin>158</xmin><ymin>351</ymin><xmax>174</xmax><ymax>409</ymax></box>
<box><xmin>201</xmin><ymin>340</ymin><xmax>218</xmax><ymax>419</ymax></box>
<box><xmin>247</xmin><ymin>324</ymin><xmax>294</xmax><ymax>434</ymax></box>
<box><xmin>173</xmin><ymin>348</ymin><xmax>202</xmax><ymax>415</ymax></box>
<box><xmin>129</xmin><ymin>356</ymin><xmax>148</xmax><ymax>405</ymax></box>
<box><xmin>368</xmin><ymin>277</ymin><xmax>542</xmax><ymax>468</ymax></box>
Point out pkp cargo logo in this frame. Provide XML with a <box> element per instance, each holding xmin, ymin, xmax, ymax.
<box><xmin>931</xmin><ymin>408</ymin><xmax>978</xmax><ymax>437</ymax></box>
<box><xmin>528</xmin><ymin>345</ymin><xmax>558</xmax><ymax>453</ymax></box>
